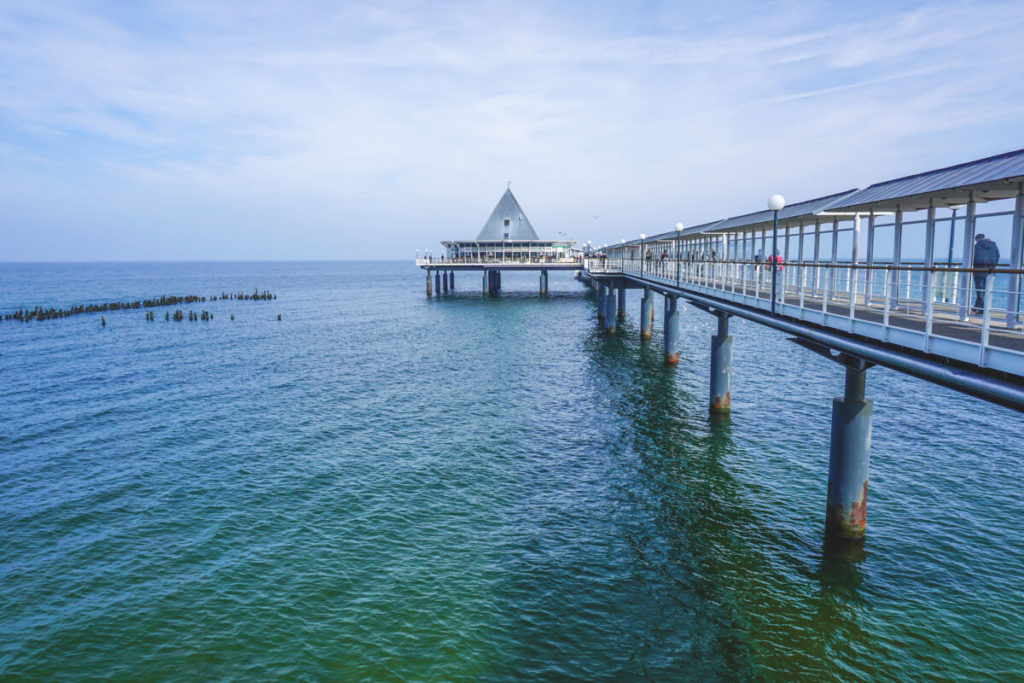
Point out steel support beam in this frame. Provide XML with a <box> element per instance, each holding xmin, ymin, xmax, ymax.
<box><xmin>710</xmin><ymin>313</ymin><xmax>732</xmax><ymax>413</ymax></box>
<box><xmin>826</xmin><ymin>360</ymin><xmax>873</xmax><ymax>542</ymax></box>
<box><xmin>640</xmin><ymin>287</ymin><xmax>653</xmax><ymax>340</ymax></box>
<box><xmin>1006</xmin><ymin>188</ymin><xmax>1023</xmax><ymax>329</ymax></box>
<box><xmin>604</xmin><ymin>283</ymin><xmax>617</xmax><ymax>331</ymax></box>
<box><xmin>617</xmin><ymin>286</ymin><xmax>627</xmax><ymax>319</ymax></box>
<box><xmin>664</xmin><ymin>295</ymin><xmax>680</xmax><ymax>363</ymax></box>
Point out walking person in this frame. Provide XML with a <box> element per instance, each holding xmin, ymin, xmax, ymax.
<box><xmin>972</xmin><ymin>233</ymin><xmax>1000</xmax><ymax>314</ymax></box>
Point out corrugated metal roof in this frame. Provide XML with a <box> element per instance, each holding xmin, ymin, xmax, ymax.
<box><xmin>476</xmin><ymin>188</ymin><xmax>540</xmax><ymax>240</ymax></box>
<box><xmin>832</xmin><ymin>148</ymin><xmax>1024</xmax><ymax>211</ymax></box>
<box><xmin>707</xmin><ymin>190</ymin><xmax>857</xmax><ymax>233</ymax></box>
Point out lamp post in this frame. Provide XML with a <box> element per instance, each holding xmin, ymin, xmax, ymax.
<box><xmin>640</xmin><ymin>233</ymin><xmax>646</xmax><ymax>278</ymax></box>
<box><xmin>675</xmin><ymin>222</ymin><xmax>684</xmax><ymax>285</ymax></box>
<box><xmin>768</xmin><ymin>194</ymin><xmax>786</xmax><ymax>315</ymax></box>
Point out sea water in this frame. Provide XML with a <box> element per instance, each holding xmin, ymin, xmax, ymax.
<box><xmin>2</xmin><ymin>261</ymin><xmax>1023</xmax><ymax>680</ymax></box>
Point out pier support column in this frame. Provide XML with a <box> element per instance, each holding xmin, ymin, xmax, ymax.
<box><xmin>540</xmin><ymin>270</ymin><xmax>548</xmax><ymax>295</ymax></box>
<box><xmin>597</xmin><ymin>283</ymin><xmax>606</xmax><ymax>322</ymax></box>
<box><xmin>442</xmin><ymin>270</ymin><xmax>449</xmax><ymax>294</ymax></box>
<box><xmin>640</xmin><ymin>287</ymin><xmax>653</xmax><ymax>340</ymax></box>
<box><xmin>664</xmin><ymin>295</ymin><xmax>680</xmax><ymax>363</ymax></box>
<box><xmin>710</xmin><ymin>313</ymin><xmax>732</xmax><ymax>413</ymax></box>
<box><xmin>426</xmin><ymin>271</ymin><xmax>433</xmax><ymax>297</ymax></box>
<box><xmin>435</xmin><ymin>271</ymin><xmax>442</xmax><ymax>296</ymax></box>
<box><xmin>604</xmin><ymin>283</ymin><xmax>617</xmax><ymax>331</ymax></box>
<box><xmin>449</xmin><ymin>271</ymin><xmax>455</xmax><ymax>290</ymax></box>
<box><xmin>496</xmin><ymin>271</ymin><xmax>502</xmax><ymax>291</ymax></box>
<box><xmin>482</xmin><ymin>270</ymin><xmax>489</xmax><ymax>295</ymax></box>
<box><xmin>617</xmin><ymin>286</ymin><xmax>627</xmax><ymax>319</ymax></box>
<box><xmin>825</xmin><ymin>361</ymin><xmax>873</xmax><ymax>542</ymax></box>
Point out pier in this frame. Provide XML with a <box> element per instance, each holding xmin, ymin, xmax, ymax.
<box><xmin>417</xmin><ymin>186</ymin><xmax>582</xmax><ymax>296</ymax></box>
<box><xmin>422</xmin><ymin>149</ymin><xmax>1024</xmax><ymax>543</ymax></box>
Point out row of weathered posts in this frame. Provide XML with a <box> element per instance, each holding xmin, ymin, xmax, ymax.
<box><xmin>3</xmin><ymin>290</ymin><xmax>276</xmax><ymax>324</ymax></box>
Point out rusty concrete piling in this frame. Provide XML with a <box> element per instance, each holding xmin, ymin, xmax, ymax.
<box><xmin>825</xmin><ymin>364</ymin><xmax>873</xmax><ymax>541</ymax></box>
<box><xmin>603</xmin><ymin>283</ymin><xmax>616</xmax><ymax>332</ymax></box>
<box><xmin>539</xmin><ymin>270</ymin><xmax>548</xmax><ymax>295</ymax></box>
<box><xmin>710</xmin><ymin>313</ymin><xmax>732</xmax><ymax>413</ymax></box>
<box><xmin>640</xmin><ymin>287</ymin><xmax>653</xmax><ymax>340</ymax></box>
<box><xmin>664</xmin><ymin>295</ymin><xmax>680</xmax><ymax>364</ymax></box>
<box><xmin>426</xmin><ymin>271</ymin><xmax>433</xmax><ymax>297</ymax></box>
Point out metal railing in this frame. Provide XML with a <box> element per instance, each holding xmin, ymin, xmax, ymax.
<box><xmin>416</xmin><ymin>256</ymin><xmax>583</xmax><ymax>266</ymax></box>
<box><xmin>585</xmin><ymin>257</ymin><xmax>1024</xmax><ymax>374</ymax></box>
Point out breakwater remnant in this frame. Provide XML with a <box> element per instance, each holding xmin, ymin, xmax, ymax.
<box><xmin>3</xmin><ymin>290</ymin><xmax>276</xmax><ymax>323</ymax></box>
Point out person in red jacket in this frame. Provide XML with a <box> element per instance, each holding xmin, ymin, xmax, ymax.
<box><xmin>767</xmin><ymin>250</ymin><xmax>784</xmax><ymax>270</ymax></box>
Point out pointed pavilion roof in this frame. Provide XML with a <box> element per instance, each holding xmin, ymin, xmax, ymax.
<box><xmin>476</xmin><ymin>187</ymin><xmax>540</xmax><ymax>240</ymax></box>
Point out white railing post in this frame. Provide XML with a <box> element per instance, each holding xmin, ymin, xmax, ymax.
<box><xmin>979</xmin><ymin>274</ymin><xmax>995</xmax><ymax>366</ymax></box>
<box><xmin>848</xmin><ymin>268</ymin><xmax>858</xmax><ymax>330</ymax></box>
<box><xmin>882</xmin><ymin>268</ymin><xmax>892</xmax><ymax>341</ymax></box>
<box><xmin>925</xmin><ymin>268</ymin><xmax>937</xmax><ymax>353</ymax></box>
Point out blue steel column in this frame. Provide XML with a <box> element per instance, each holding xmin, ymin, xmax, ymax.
<box><xmin>640</xmin><ymin>287</ymin><xmax>653</xmax><ymax>340</ymax></box>
<box><xmin>496</xmin><ymin>270</ymin><xmax>502</xmax><ymax>291</ymax></box>
<box><xmin>442</xmin><ymin>269</ymin><xmax>449</xmax><ymax>294</ymax></box>
<box><xmin>604</xmin><ymin>283</ymin><xmax>617</xmax><ymax>331</ymax></box>
<box><xmin>435</xmin><ymin>270</ymin><xmax>442</xmax><ymax>296</ymax></box>
<box><xmin>710</xmin><ymin>313</ymin><xmax>732</xmax><ymax>413</ymax></box>
<box><xmin>596</xmin><ymin>282</ymin><xmax>606</xmax><ymax>322</ymax></box>
<box><xmin>482</xmin><ymin>270</ymin><xmax>489</xmax><ymax>295</ymax></box>
<box><xmin>449</xmin><ymin>271</ymin><xmax>455</xmax><ymax>290</ymax></box>
<box><xmin>664</xmin><ymin>295</ymin><xmax>680</xmax><ymax>363</ymax></box>
<box><xmin>540</xmin><ymin>270</ymin><xmax>548</xmax><ymax>295</ymax></box>
<box><xmin>825</xmin><ymin>364</ymin><xmax>873</xmax><ymax>541</ymax></box>
<box><xmin>617</xmin><ymin>286</ymin><xmax>627</xmax><ymax>319</ymax></box>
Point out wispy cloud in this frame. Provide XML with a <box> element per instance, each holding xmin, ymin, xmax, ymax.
<box><xmin>1</xmin><ymin>0</ymin><xmax>1024</xmax><ymax>259</ymax></box>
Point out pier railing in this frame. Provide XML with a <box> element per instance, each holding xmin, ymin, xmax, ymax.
<box><xmin>416</xmin><ymin>256</ymin><xmax>582</xmax><ymax>266</ymax></box>
<box><xmin>586</xmin><ymin>256</ymin><xmax>1024</xmax><ymax>375</ymax></box>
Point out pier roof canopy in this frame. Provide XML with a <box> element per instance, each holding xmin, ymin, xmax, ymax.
<box><xmin>831</xmin><ymin>147</ymin><xmax>1024</xmax><ymax>212</ymax></box>
<box><xmin>476</xmin><ymin>188</ymin><xmax>540</xmax><ymax>241</ymax></box>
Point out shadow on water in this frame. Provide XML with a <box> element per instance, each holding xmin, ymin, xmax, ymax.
<box><xmin>588</xmin><ymin>326</ymin><xmax>871</xmax><ymax>680</ymax></box>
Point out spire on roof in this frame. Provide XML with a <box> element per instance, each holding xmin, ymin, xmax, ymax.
<box><xmin>476</xmin><ymin>187</ymin><xmax>540</xmax><ymax>240</ymax></box>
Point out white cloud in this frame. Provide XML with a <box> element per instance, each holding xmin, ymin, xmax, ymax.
<box><xmin>1</xmin><ymin>0</ymin><xmax>1024</xmax><ymax>259</ymax></box>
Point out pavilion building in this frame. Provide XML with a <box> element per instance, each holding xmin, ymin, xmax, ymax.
<box><xmin>441</xmin><ymin>187</ymin><xmax>577</xmax><ymax>263</ymax></box>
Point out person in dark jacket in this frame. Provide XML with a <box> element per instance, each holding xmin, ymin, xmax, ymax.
<box><xmin>972</xmin><ymin>233</ymin><xmax>1000</xmax><ymax>313</ymax></box>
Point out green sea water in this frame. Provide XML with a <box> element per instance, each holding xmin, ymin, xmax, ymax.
<box><xmin>2</xmin><ymin>261</ymin><xmax>1023</xmax><ymax>681</ymax></box>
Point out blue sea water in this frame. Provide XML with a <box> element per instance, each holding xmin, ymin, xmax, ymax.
<box><xmin>1</xmin><ymin>261</ymin><xmax>1023</xmax><ymax>681</ymax></box>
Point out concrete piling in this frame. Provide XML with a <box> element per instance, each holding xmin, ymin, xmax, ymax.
<box><xmin>435</xmin><ymin>271</ymin><xmax>442</xmax><ymax>296</ymax></box>
<box><xmin>442</xmin><ymin>270</ymin><xmax>449</xmax><ymax>294</ymax></box>
<box><xmin>664</xmin><ymin>295</ymin><xmax>680</xmax><ymax>363</ymax></box>
<box><xmin>825</xmin><ymin>363</ymin><xmax>873</xmax><ymax>541</ymax></box>
<box><xmin>617</xmin><ymin>286</ymin><xmax>626</xmax><ymax>319</ymax></box>
<box><xmin>540</xmin><ymin>270</ymin><xmax>548</xmax><ymax>295</ymax></box>
<box><xmin>640</xmin><ymin>287</ymin><xmax>653</xmax><ymax>340</ymax></box>
<box><xmin>710</xmin><ymin>313</ymin><xmax>732</xmax><ymax>413</ymax></box>
<box><xmin>427</xmin><ymin>271</ymin><xmax>433</xmax><ymax>297</ymax></box>
<box><xmin>603</xmin><ymin>283</ymin><xmax>617</xmax><ymax>331</ymax></box>
<box><xmin>596</xmin><ymin>283</ymin><xmax>606</xmax><ymax>322</ymax></box>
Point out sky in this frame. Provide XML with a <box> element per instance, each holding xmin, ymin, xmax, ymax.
<box><xmin>2</xmin><ymin>0</ymin><xmax>1024</xmax><ymax>261</ymax></box>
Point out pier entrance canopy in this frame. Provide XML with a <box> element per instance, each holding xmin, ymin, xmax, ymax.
<box><xmin>439</xmin><ymin>187</ymin><xmax>578</xmax><ymax>264</ymax></box>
